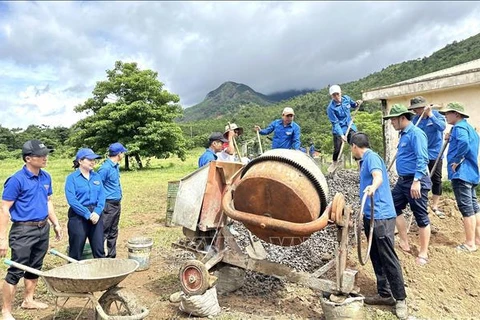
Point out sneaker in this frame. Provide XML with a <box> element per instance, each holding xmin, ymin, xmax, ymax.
<box><xmin>395</xmin><ymin>299</ymin><xmax>408</xmax><ymax>319</ymax></box>
<box><xmin>364</xmin><ymin>294</ymin><xmax>396</xmax><ymax>306</ymax></box>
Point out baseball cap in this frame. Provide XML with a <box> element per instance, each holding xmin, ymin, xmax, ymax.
<box><xmin>282</xmin><ymin>107</ymin><xmax>295</xmax><ymax>116</ymax></box>
<box><xmin>108</xmin><ymin>142</ymin><xmax>128</xmax><ymax>155</ymax></box>
<box><xmin>22</xmin><ymin>139</ymin><xmax>54</xmax><ymax>156</ymax></box>
<box><xmin>76</xmin><ymin>148</ymin><xmax>102</xmax><ymax>161</ymax></box>
<box><xmin>329</xmin><ymin>85</ymin><xmax>341</xmax><ymax>95</ymax></box>
<box><xmin>209</xmin><ymin>132</ymin><xmax>228</xmax><ymax>143</ymax></box>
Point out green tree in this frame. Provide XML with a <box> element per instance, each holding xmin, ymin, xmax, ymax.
<box><xmin>69</xmin><ymin>61</ymin><xmax>187</xmax><ymax>169</ymax></box>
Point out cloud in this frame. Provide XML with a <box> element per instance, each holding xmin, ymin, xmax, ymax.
<box><xmin>1</xmin><ymin>1</ymin><xmax>480</xmax><ymax>129</ymax></box>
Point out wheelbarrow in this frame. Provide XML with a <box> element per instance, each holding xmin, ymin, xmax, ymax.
<box><xmin>3</xmin><ymin>249</ymin><xmax>149</xmax><ymax>320</ymax></box>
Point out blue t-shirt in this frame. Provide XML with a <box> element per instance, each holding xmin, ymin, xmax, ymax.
<box><xmin>65</xmin><ymin>169</ymin><xmax>105</xmax><ymax>219</ymax></box>
<box><xmin>259</xmin><ymin>119</ymin><xmax>301</xmax><ymax>150</ymax></box>
<box><xmin>327</xmin><ymin>95</ymin><xmax>358</xmax><ymax>136</ymax></box>
<box><xmin>396</xmin><ymin>122</ymin><xmax>429</xmax><ymax>179</ymax></box>
<box><xmin>359</xmin><ymin>149</ymin><xmax>396</xmax><ymax>220</ymax></box>
<box><xmin>446</xmin><ymin>119</ymin><xmax>479</xmax><ymax>184</ymax></box>
<box><xmin>98</xmin><ymin>158</ymin><xmax>122</xmax><ymax>201</ymax></box>
<box><xmin>2</xmin><ymin>165</ymin><xmax>52</xmax><ymax>222</ymax></box>
<box><xmin>413</xmin><ymin>110</ymin><xmax>446</xmax><ymax>160</ymax></box>
<box><xmin>198</xmin><ymin>148</ymin><xmax>217</xmax><ymax>168</ymax></box>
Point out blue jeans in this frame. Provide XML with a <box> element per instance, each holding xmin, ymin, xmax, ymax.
<box><xmin>451</xmin><ymin>179</ymin><xmax>480</xmax><ymax>217</ymax></box>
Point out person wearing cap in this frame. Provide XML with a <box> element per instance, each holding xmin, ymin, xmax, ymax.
<box><xmin>409</xmin><ymin>96</ymin><xmax>446</xmax><ymax>218</ymax></box>
<box><xmin>350</xmin><ymin>132</ymin><xmax>407</xmax><ymax>319</ymax></box>
<box><xmin>439</xmin><ymin>102</ymin><xmax>480</xmax><ymax>253</ymax></box>
<box><xmin>198</xmin><ymin>132</ymin><xmax>228</xmax><ymax>167</ymax></box>
<box><xmin>326</xmin><ymin>84</ymin><xmax>362</xmax><ymax>166</ymax></box>
<box><xmin>98</xmin><ymin>142</ymin><xmax>128</xmax><ymax>258</ymax></box>
<box><xmin>254</xmin><ymin>107</ymin><xmax>301</xmax><ymax>150</ymax></box>
<box><xmin>384</xmin><ymin>104</ymin><xmax>432</xmax><ymax>266</ymax></box>
<box><xmin>0</xmin><ymin>140</ymin><xmax>62</xmax><ymax>317</ymax></box>
<box><xmin>65</xmin><ymin>148</ymin><xmax>106</xmax><ymax>261</ymax></box>
<box><xmin>217</xmin><ymin>123</ymin><xmax>244</xmax><ymax>162</ymax></box>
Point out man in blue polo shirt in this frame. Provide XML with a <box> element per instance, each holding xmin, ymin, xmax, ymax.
<box><xmin>0</xmin><ymin>140</ymin><xmax>62</xmax><ymax>319</ymax></box>
<box><xmin>409</xmin><ymin>96</ymin><xmax>446</xmax><ymax>218</ymax></box>
<box><xmin>198</xmin><ymin>132</ymin><xmax>228</xmax><ymax>167</ymax></box>
<box><xmin>384</xmin><ymin>104</ymin><xmax>432</xmax><ymax>266</ymax></box>
<box><xmin>350</xmin><ymin>132</ymin><xmax>407</xmax><ymax>319</ymax></box>
<box><xmin>327</xmin><ymin>84</ymin><xmax>362</xmax><ymax>168</ymax></box>
<box><xmin>98</xmin><ymin>142</ymin><xmax>128</xmax><ymax>258</ymax></box>
<box><xmin>439</xmin><ymin>102</ymin><xmax>480</xmax><ymax>253</ymax></box>
<box><xmin>254</xmin><ymin>107</ymin><xmax>301</xmax><ymax>150</ymax></box>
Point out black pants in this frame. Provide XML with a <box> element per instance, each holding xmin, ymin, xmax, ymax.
<box><xmin>364</xmin><ymin>217</ymin><xmax>406</xmax><ymax>300</ymax></box>
<box><xmin>102</xmin><ymin>200</ymin><xmax>121</xmax><ymax>258</ymax></box>
<box><xmin>68</xmin><ymin>208</ymin><xmax>105</xmax><ymax>260</ymax></box>
<box><xmin>428</xmin><ymin>159</ymin><xmax>443</xmax><ymax>195</ymax></box>
<box><xmin>6</xmin><ymin>222</ymin><xmax>50</xmax><ymax>285</ymax></box>
<box><xmin>332</xmin><ymin>130</ymin><xmax>356</xmax><ymax>161</ymax></box>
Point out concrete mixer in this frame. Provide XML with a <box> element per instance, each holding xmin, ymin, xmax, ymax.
<box><xmin>171</xmin><ymin>149</ymin><xmax>361</xmax><ymax>307</ymax></box>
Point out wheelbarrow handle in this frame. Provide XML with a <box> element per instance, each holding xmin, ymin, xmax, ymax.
<box><xmin>3</xmin><ymin>259</ymin><xmax>44</xmax><ymax>277</ymax></box>
<box><xmin>49</xmin><ymin>249</ymin><xmax>80</xmax><ymax>263</ymax></box>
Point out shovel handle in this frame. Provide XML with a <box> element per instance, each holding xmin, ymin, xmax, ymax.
<box><xmin>49</xmin><ymin>249</ymin><xmax>80</xmax><ymax>263</ymax></box>
<box><xmin>256</xmin><ymin>130</ymin><xmax>263</xmax><ymax>154</ymax></box>
<box><xmin>3</xmin><ymin>259</ymin><xmax>44</xmax><ymax>277</ymax></box>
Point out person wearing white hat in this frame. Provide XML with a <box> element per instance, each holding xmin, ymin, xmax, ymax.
<box><xmin>217</xmin><ymin>123</ymin><xmax>244</xmax><ymax>162</ymax></box>
<box><xmin>254</xmin><ymin>107</ymin><xmax>301</xmax><ymax>150</ymax></box>
<box><xmin>326</xmin><ymin>84</ymin><xmax>362</xmax><ymax>166</ymax></box>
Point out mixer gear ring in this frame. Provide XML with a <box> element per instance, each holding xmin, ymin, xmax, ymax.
<box><xmin>332</xmin><ymin>193</ymin><xmax>346</xmax><ymax>226</ymax></box>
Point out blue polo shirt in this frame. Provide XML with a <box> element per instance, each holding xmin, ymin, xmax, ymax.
<box><xmin>446</xmin><ymin>119</ymin><xmax>479</xmax><ymax>184</ymax></box>
<box><xmin>2</xmin><ymin>166</ymin><xmax>52</xmax><ymax>222</ymax></box>
<box><xmin>413</xmin><ymin>110</ymin><xmax>446</xmax><ymax>160</ymax></box>
<box><xmin>198</xmin><ymin>148</ymin><xmax>217</xmax><ymax>168</ymax></box>
<box><xmin>396</xmin><ymin>122</ymin><xmax>429</xmax><ymax>179</ymax></box>
<box><xmin>327</xmin><ymin>95</ymin><xmax>358</xmax><ymax>136</ymax></box>
<box><xmin>65</xmin><ymin>170</ymin><xmax>105</xmax><ymax>219</ymax></box>
<box><xmin>359</xmin><ymin>149</ymin><xmax>396</xmax><ymax>220</ymax></box>
<box><xmin>98</xmin><ymin>159</ymin><xmax>122</xmax><ymax>201</ymax></box>
<box><xmin>259</xmin><ymin>119</ymin><xmax>301</xmax><ymax>150</ymax></box>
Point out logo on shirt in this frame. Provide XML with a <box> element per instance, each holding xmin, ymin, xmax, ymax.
<box><xmin>93</xmin><ymin>180</ymin><xmax>101</xmax><ymax>185</ymax></box>
<box><xmin>43</xmin><ymin>184</ymin><xmax>49</xmax><ymax>191</ymax></box>
<box><xmin>286</xmin><ymin>131</ymin><xmax>292</xmax><ymax>136</ymax></box>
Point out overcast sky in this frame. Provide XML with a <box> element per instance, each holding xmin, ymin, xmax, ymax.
<box><xmin>1</xmin><ymin>1</ymin><xmax>480</xmax><ymax>129</ymax></box>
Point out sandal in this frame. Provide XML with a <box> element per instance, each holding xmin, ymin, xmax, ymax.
<box><xmin>416</xmin><ymin>256</ymin><xmax>428</xmax><ymax>266</ymax></box>
<box><xmin>433</xmin><ymin>209</ymin><xmax>446</xmax><ymax>219</ymax></box>
<box><xmin>455</xmin><ymin>244</ymin><xmax>477</xmax><ymax>253</ymax></box>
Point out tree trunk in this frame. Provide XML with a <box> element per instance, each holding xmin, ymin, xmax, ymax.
<box><xmin>134</xmin><ymin>154</ymin><xmax>143</xmax><ymax>169</ymax></box>
<box><xmin>125</xmin><ymin>155</ymin><xmax>130</xmax><ymax>171</ymax></box>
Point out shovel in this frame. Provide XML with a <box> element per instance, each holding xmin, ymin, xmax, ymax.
<box><xmin>228</xmin><ymin>123</ymin><xmax>267</xmax><ymax>259</ymax></box>
<box><xmin>327</xmin><ymin>102</ymin><xmax>362</xmax><ymax>174</ymax></box>
<box><xmin>256</xmin><ymin>130</ymin><xmax>263</xmax><ymax>154</ymax></box>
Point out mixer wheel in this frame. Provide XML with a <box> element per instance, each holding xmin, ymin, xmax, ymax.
<box><xmin>179</xmin><ymin>260</ymin><xmax>210</xmax><ymax>296</ymax></box>
<box><xmin>332</xmin><ymin>193</ymin><xmax>346</xmax><ymax>226</ymax></box>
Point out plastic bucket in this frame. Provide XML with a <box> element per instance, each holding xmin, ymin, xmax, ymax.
<box><xmin>127</xmin><ymin>237</ymin><xmax>153</xmax><ymax>271</ymax></box>
<box><xmin>66</xmin><ymin>242</ymin><xmax>93</xmax><ymax>260</ymax></box>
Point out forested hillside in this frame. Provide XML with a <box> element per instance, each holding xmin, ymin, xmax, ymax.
<box><xmin>179</xmin><ymin>33</ymin><xmax>480</xmax><ymax>157</ymax></box>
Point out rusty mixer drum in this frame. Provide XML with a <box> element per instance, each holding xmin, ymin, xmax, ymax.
<box><xmin>226</xmin><ymin>149</ymin><xmax>329</xmax><ymax>246</ymax></box>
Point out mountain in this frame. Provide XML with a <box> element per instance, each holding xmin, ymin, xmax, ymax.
<box><xmin>180</xmin><ymin>81</ymin><xmax>274</xmax><ymax>122</ymax></box>
<box><xmin>266</xmin><ymin>89</ymin><xmax>316</xmax><ymax>102</ymax></box>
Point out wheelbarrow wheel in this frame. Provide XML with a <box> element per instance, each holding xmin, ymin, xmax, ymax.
<box><xmin>96</xmin><ymin>287</ymin><xmax>142</xmax><ymax>319</ymax></box>
<box><xmin>179</xmin><ymin>259</ymin><xmax>210</xmax><ymax>296</ymax></box>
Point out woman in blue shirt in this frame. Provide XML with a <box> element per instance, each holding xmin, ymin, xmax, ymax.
<box><xmin>65</xmin><ymin>148</ymin><xmax>106</xmax><ymax>260</ymax></box>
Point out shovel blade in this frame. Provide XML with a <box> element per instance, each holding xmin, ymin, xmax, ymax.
<box><xmin>245</xmin><ymin>242</ymin><xmax>267</xmax><ymax>260</ymax></box>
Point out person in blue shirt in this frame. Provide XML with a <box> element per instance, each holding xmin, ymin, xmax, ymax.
<box><xmin>0</xmin><ymin>139</ymin><xmax>62</xmax><ymax>317</ymax></box>
<box><xmin>350</xmin><ymin>132</ymin><xmax>407</xmax><ymax>319</ymax></box>
<box><xmin>326</xmin><ymin>85</ymin><xmax>362</xmax><ymax>166</ymax></box>
<box><xmin>65</xmin><ymin>148</ymin><xmax>106</xmax><ymax>261</ymax></box>
<box><xmin>384</xmin><ymin>104</ymin><xmax>432</xmax><ymax>266</ymax></box>
<box><xmin>198</xmin><ymin>132</ymin><xmax>228</xmax><ymax>167</ymax></box>
<box><xmin>254</xmin><ymin>107</ymin><xmax>301</xmax><ymax>150</ymax></box>
<box><xmin>439</xmin><ymin>102</ymin><xmax>480</xmax><ymax>253</ymax></box>
<box><xmin>98</xmin><ymin>142</ymin><xmax>128</xmax><ymax>258</ymax></box>
<box><xmin>409</xmin><ymin>96</ymin><xmax>446</xmax><ymax>218</ymax></box>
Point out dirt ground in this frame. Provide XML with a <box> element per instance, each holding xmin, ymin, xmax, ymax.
<box><xmin>3</xmin><ymin>197</ymin><xmax>480</xmax><ymax>320</ymax></box>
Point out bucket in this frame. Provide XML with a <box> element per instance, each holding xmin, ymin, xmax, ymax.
<box><xmin>66</xmin><ymin>242</ymin><xmax>93</xmax><ymax>260</ymax></box>
<box><xmin>166</xmin><ymin>180</ymin><xmax>180</xmax><ymax>227</ymax></box>
<box><xmin>127</xmin><ymin>237</ymin><xmax>153</xmax><ymax>271</ymax></box>
<box><xmin>320</xmin><ymin>293</ymin><xmax>365</xmax><ymax>320</ymax></box>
